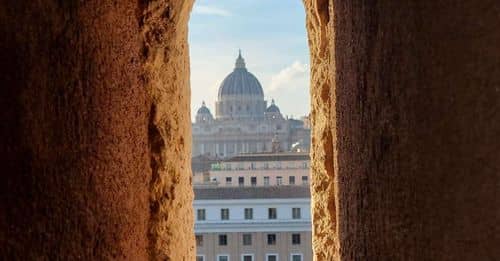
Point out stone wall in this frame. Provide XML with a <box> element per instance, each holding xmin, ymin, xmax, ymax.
<box><xmin>304</xmin><ymin>0</ymin><xmax>499</xmax><ymax>260</ymax></box>
<box><xmin>0</xmin><ymin>0</ymin><xmax>194</xmax><ymax>260</ymax></box>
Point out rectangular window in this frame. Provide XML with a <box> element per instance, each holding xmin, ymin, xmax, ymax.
<box><xmin>268</xmin><ymin>208</ymin><xmax>277</xmax><ymax>219</ymax></box>
<box><xmin>197</xmin><ymin>209</ymin><xmax>206</xmax><ymax>221</ymax></box>
<box><xmin>302</xmin><ymin>162</ymin><xmax>308</xmax><ymax>169</ymax></box>
<box><xmin>244</xmin><ymin>208</ymin><xmax>253</xmax><ymax>220</ymax></box>
<box><xmin>251</xmin><ymin>176</ymin><xmax>257</xmax><ymax>186</ymax></box>
<box><xmin>289</xmin><ymin>176</ymin><xmax>295</xmax><ymax>185</ymax></box>
<box><xmin>292</xmin><ymin>233</ymin><xmax>301</xmax><ymax>245</ymax></box>
<box><xmin>195</xmin><ymin>234</ymin><xmax>203</xmax><ymax>247</ymax></box>
<box><xmin>292</xmin><ymin>208</ymin><xmax>301</xmax><ymax>219</ymax></box>
<box><xmin>218</xmin><ymin>255</ymin><xmax>229</xmax><ymax>261</ymax></box>
<box><xmin>301</xmin><ymin>176</ymin><xmax>308</xmax><ymax>184</ymax></box>
<box><xmin>242</xmin><ymin>255</ymin><xmax>253</xmax><ymax>261</ymax></box>
<box><xmin>267</xmin><ymin>234</ymin><xmax>276</xmax><ymax>245</ymax></box>
<box><xmin>263</xmin><ymin>163</ymin><xmax>269</xmax><ymax>169</ymax></box>
<box><xmin>225</xmin><ymin>177</ymin><xmax>232</xmax><ymax>185</ymax></box>
<box><xmin>196</xmin><ymin>256</ymin><xmax>204</xmax><ymax>261</ymax></box>
<box><xmin>221</xmin><ymin>208</ymin><xmax>229</xmax><ymax>220</ymax></box>
<box><xmin>238</xmin><ymin>176</ymin><xmax>244</xmax><ymax>186</ymax></box>
<box><xmin>250</xmin><ymin>162</ymin><xmax>256</xmax><ymax>169</ymax></box>
<box><xmin>291</xmin><ymin>254</ymin><xmax>302</xmax><ymax>261</ymax></box>
<box><xmin>266</xmin><ymin>254</ymin><xmax>278</xmax><ymax>261</ymax></box>
<box><xmin>276</xmin><ymin>176</ymin><xmax>283</xmax><ymax>185</ymax></box>
<box><xmin>263</xmin><ymin>176</ymin><xmax>270</xmax><ymax>186</ymax></box>
<box><xmin>218</xmin><ymin>234</ymin><xmax>228</xmax><ymax>246</ymax></box>
<box><xmin>242</xmin><ymin>233</ymin><xmax>252</xmax><ymax>245</ymax></box>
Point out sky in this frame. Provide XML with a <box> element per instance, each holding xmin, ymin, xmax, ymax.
<box><xmin>189</xmin><ymin>0</ymin><xmax>310</xmax><ymax>120</ymax></box>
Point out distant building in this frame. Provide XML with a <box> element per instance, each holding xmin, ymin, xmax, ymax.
<box><xmin>193</xmin><ymin>152</ymin><xmax>310</xmax><ymax>187</ymax></box>
<box><xmin>194</xmin><ymin>186</ymin><xmax>312</xmax><ymax>261</ymax></box>
<box><xmin>192</xmin><ymin>51</ymin><xmax>310</xmax><ymax>159</ymax></box>
<box><xmin>194</xmin><ymin>152</ymin><xmax>311</xmax><ymax>261</ymax></box>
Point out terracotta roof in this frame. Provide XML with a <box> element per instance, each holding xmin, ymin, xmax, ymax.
<box><xmin>194</xmin><ymin>185</ymin><xmax>311</xmax><ymax>200</ymax></box>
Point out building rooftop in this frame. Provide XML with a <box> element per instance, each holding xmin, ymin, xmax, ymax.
<box><xmin>194</xmin><ymin>185</ymin><xmax>311</xmax><ymax>200</ymax></box>
<box><xmin>223</xmin><ymin>152</ymin><xmax>310</xmax><ymax>162</ymax></box>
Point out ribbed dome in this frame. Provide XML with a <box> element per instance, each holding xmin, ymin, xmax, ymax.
<box><xmin>266</xmin><ymin>99</ymin><xmax>280</xmax><ymax>113</ymax></box>
<box><xmin>217</xmin><ymin>51</ymin><xmax>264</xmax><ymax>99</ymax></box>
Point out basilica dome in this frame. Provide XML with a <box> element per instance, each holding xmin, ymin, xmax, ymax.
<box><xmin>195</xmin><ymin>101</ymin><xmax>213</xmax><ymax>123</ymax></box>
<box><xmin>266</xmin><ymin>99</ymin><xmax>281</xmax><ymax>113</ymax></box>
<box><xmin>217</xmin><ymin>51</ymin><xmax>264</xmax><ymax>99</ymax></box>
<box><xmin>197</xmin><ymin>101</ymin><xmax>211</xmax><ymax>115</ymax></box>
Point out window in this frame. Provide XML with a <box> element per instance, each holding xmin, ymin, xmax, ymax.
<box><xmin>195</xmin><ymin>234</ymin><xmax>203</xmax><ymax>247</ymax></box>
<box><xmin>267</xmin><ymin>234</ymin><xmax>276</xmax><ymax>245</ymax></box>
<box><xmin>238</xmin><ymin>177</ymin><xmax>244</xmax><ymax>186</ymax></box>
<box><xmin>275</xmin><ymin>162</ymin><xmax>281</xmax><ymax>169</ymax></box>
<box><xmin>291</xmin><ymin>254</ymin><xmax>302</xmax><ymax>261</ymax></box>
<box><xmin>301</xmin><ymin>176</ymin><xmax>308</xmax><ymax>184</ymax></box>
<box><xmin>196</xmin><ymin>256</ymin><xmax>204</xmax><ymax>261</ymax></box>
<box><xmin>242</xmin><ymin>234</ymin><xmax>252</xmax><ymax>245</ymax></box>
<box><xmin>266</xmin><ymin>254</ymin><xmax>278</xmax><ymax>261</ymax></box>
<box><xmin>264</xmin><ymin>176</ymin><xmax>270</xmax><ymax>186</ymax></box>
<box><xmin>226</xmin><ymin>177</ymin><xmax>232</xmax><ymax>185</ymax></box>
<box><xmin>276</xmin><ymin>176</ymin><xmax>283</xmax><ymax>185</ymax></box>
<box><xmin>217</xmin><ymin>255</ymin><xmax>229</xmax><ymax>261</ymax></box>
<box><xmin>250</xmin><ymin>162</ymin><xmax>256</xmax><ymax>169</ymax></box>
<box><xmin>292</xmin><ymin>208</ymin><xmax>301</xmax><ymax>219</ymax></box>
<box><xmin>242</xmin><ymin>255</ymin><xmax>253</xmax><ymax>261</ymax></box>
<box><xmin>289</xmin><ymin>176</ymin><xmax>295</xmax><ymax>185</ymax></box>
<box><xmin>263</xmin><ymin>163</ymin><xmax>269</xmax><ymax>169</ymax></box>
<box><xmin>302</xmin><ymin>162</ymin><xmax>308</xmax><ymax>168</ymax></box>
<box><xmin>197</xmin><ymin>209</ymin><xmax>206</xmax><ymax>221</ymax></box>
<box><xmin>219</xmin><ymin>234</ymin><xmax>228</xmax><ymax>246</ymax></box>
<box><xmin>244</xmin><ymin>208</ymin><xmax>253</xmax><ymax>220</ymax></box>
<box><xmin>292</xmin><ymin>234</ymin><xmax>301</xmax><ymax>245</ymax></box>
<box><xmin>251</xmin><ymin>176</ymin><xmax>257</xmax><ymax>186</ymax></box>
<box><xmin>268</xmin><ymin>208</ymin><xmax>277</xmax><ymax>219</ymax></box>
<box><xmin>221</xmin><ymin>208</ymin><xmax>229</xmax><ymax>220</ymax></box>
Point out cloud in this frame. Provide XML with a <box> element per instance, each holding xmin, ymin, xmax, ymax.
<box><xmin>268</xmin><ymin>61</ymin><xmax>308</xmax><ymax>92</ymax></box>
<box><xmin>192</xmin><ymin>5</ymin><xmax>232</xmax><ymax>17</ymax></box>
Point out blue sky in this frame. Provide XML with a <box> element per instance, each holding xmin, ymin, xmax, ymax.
<box><xmin>189</xmin><ymin>0</ymin><xmax>310</xmax><ymax>120</ymax></box>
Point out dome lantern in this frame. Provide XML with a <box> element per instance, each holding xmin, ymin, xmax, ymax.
<box><xmin>235</xmin><ymin>49</ymin><xmax>246</xmax><ymax>69</ymax></box>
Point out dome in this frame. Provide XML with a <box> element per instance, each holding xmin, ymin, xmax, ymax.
<box><xmin>197</xmin><ymin>101</ymin><xmax>211</xmax><ymax>115</ymax></box>
<box><xmin>266</xmin><ymin>99</ymin><xmax>281</xmax><ymax>113</ymax></box>
<box><xmin>217</xmin><ymin>51</ymin><xmax>264</xmax><ymax>99</ymax></box>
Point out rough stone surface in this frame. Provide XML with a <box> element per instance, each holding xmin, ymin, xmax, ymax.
<box><xmin>304</xmin><ymin>0</ymin><xmax>500</xmax><ymax>260</ymax></box>
<box><xmin>0</xmin><ymin>0</ymin><xmax>194</xmax><ymax>260</ymax></box>
<box><xmin>141</xmin><ymin>0</ymin><xmax>195</xmax><ymax>260</ymax></box>
<box><xmin>303</xmin><ymin>0</ymin><xmax>339</xmax><ymax>260</ymax></box>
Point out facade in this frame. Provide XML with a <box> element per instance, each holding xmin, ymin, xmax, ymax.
<box><xmin>194</xmin><ymin>153</ymin><xmax>312</xmax><ymax>261</ymax></box>
<box><xmin>194</xmin><ymin>186</ymin><xmax>312</xmax><ymax>261</ymax></box>
<box><xmin>193</xmin><ymin>153</ymin><xmax>310</xmax><ymax>187</ymax></box>
<box><xmin>192</xmin><ymin>51</ymin><xmax>310</xmax><ymax>159</ymax></box>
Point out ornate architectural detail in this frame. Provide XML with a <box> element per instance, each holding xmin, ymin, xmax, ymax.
<box><xmin>193</xmin><ymin>52</ymin><xmax>310</xmax><ymax>158</ymax></box>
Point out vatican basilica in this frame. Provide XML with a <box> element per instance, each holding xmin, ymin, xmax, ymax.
<box><xmin>192</xmin><ymin>51</ymin><xmax>310</xmax><ymax>159</ymax></box>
